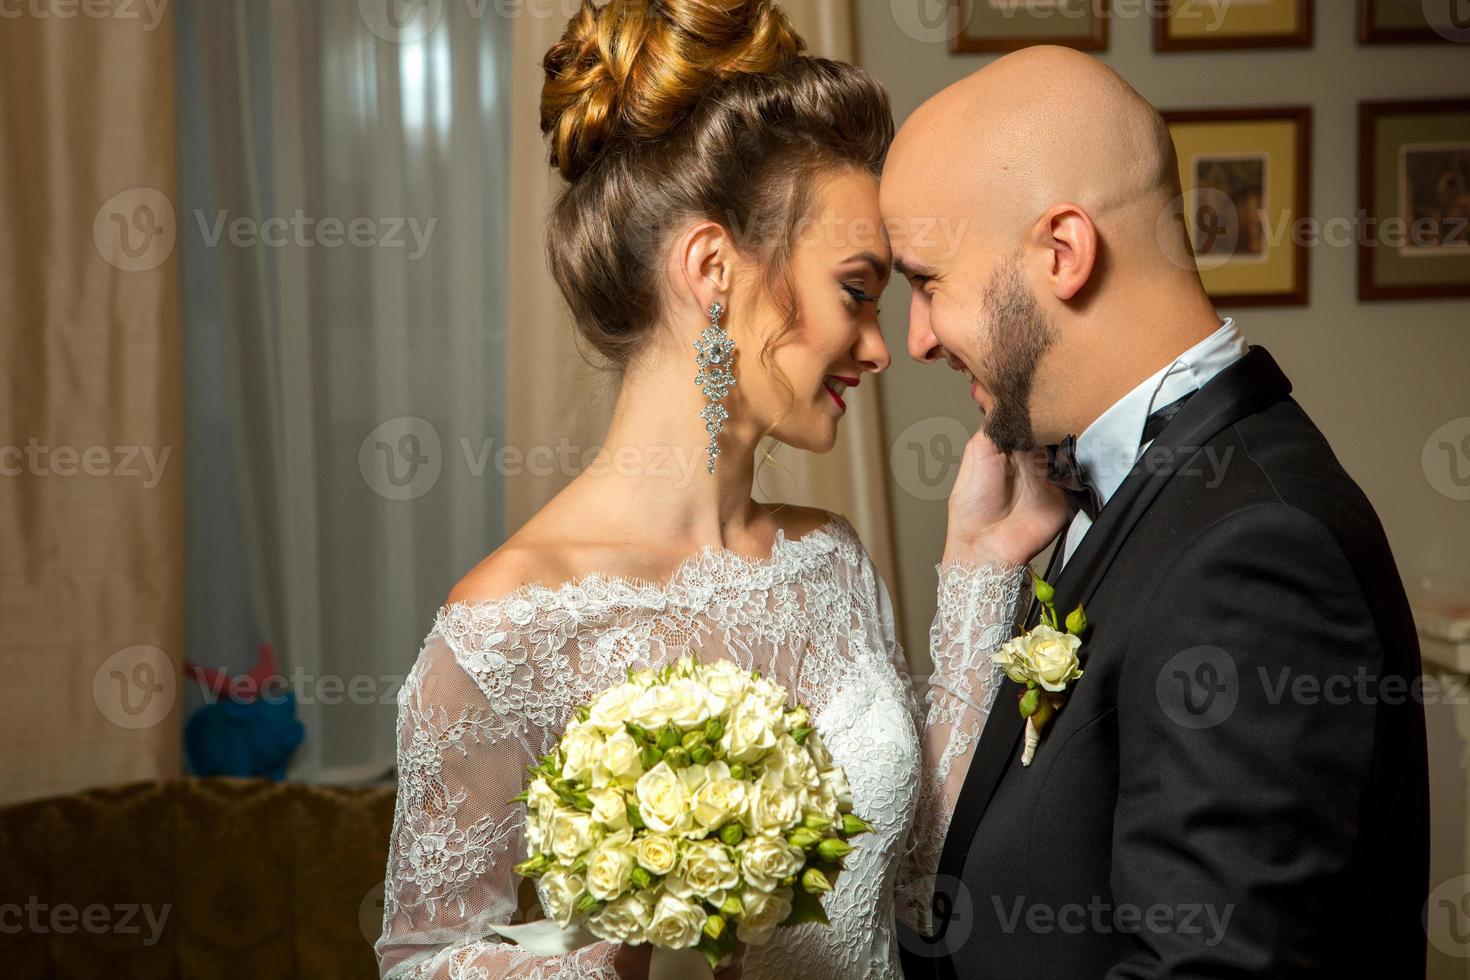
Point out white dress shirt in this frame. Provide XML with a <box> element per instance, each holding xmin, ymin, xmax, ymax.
<box><xmin>1059</xmin><ymin>318</ymin><xmax>1249</xmax><ymax>566</ymax></box>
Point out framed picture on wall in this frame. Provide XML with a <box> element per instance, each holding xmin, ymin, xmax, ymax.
<box><xmin>1359</xmin><ymin>99</ymin><xmax>1470</xmax><ymax>301</ymax></box>
<box><xmin>1154</xmin><ymin>0</ymin><xmax>1313</xmax><ymax>51</ymax></box>
<box><xmin>950</xmin><ymin>0</ymin><xmax>1108</xmax><ymax>53</ymax></box>
<box><xmin>1359</xmin><ymin>0</ymin><xmax>1469</xmax><ymax>44</ymax></box>
<box><xmin>1162</xmin><ymin>107</ymin><xmax>1312</xmax><ymax>307</ymax></box>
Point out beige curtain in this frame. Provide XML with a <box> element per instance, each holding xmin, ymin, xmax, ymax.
<box><xmin>0</xmin><ymin>9</ymin><xmax>185</xmax><ymax>804</ymax></box>
<box><xmin>504</xmin><ymin>0</ymin><xmax>900</xmax><ymax>608</ymax></box>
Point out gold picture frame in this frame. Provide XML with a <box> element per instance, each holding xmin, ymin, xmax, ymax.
<box><xmin>1163</xmin><ymin>107</ymin><xmax>1313</xmax><ymax>307</ymax></box>
<box><xmin>950</xmin><ymin>0</ymin><xmax>1109</xmax><ymax>53</ymax></box>
<box><xmin>1359</xmin><ymin>99</ymin><xmax>1470</xmax><ymax>301</ymax></box>
<box><xmin>1155</xmin><ymin>0</ymin><xmax>1313</xmax><ymax>51</ymax></box>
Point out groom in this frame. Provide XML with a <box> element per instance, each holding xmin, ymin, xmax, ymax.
<box><xmin>884</xmin><ymin>48</ymin><xmax>1429</xmax><ymax>978</ymax></box>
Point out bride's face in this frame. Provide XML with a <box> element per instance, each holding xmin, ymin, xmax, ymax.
<box><xmin>735</xmin><ymin>169</ymin><xmax>893</xmax><ymax>455</ymax></box>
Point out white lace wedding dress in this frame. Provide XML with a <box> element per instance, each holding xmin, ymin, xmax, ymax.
<box><xmin>374</xmin><ymin>514</ymin><xmax>1028</xmax><ymax>979</ymax></box>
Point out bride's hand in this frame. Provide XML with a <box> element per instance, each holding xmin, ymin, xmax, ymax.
<box><xmin>942</xmin><ymin>430</ymin><xmax>1068</xmax><ymax>568</ymax></box>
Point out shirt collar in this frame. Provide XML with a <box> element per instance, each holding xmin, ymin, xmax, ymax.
<box><xmin>1073</xmin><ymin>318</ymin><xmax>1248</xmax><ymax>508</ymax></box>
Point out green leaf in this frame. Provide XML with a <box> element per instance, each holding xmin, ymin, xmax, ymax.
<box><xmin>1018</xmin><ymin>688</ymin><xmax>1040</xmax><ymax>718</ymax></box>
<box><xmin>782</xmin><ymin>886</ymin><xmax>830</xmax><ymax>927</ymax></box>
<box><xmin>697</xmin><ymin>930</ymin><xmax>738</xmax><ymax>970</ymax></box>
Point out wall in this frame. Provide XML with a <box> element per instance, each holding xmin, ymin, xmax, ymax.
<box><xmin>854</xmin><ymin>6</ymin><xmax>1469</xmax><ymax>976</ymax></box>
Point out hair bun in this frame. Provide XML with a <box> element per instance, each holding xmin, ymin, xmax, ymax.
<box><xmin>541</xmin><ymin>0</ymin><xmax>805</xmax><ymax>181</ymax></box>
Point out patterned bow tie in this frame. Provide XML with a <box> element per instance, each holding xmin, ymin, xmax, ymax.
<box><xmin>1046</xmin><ymin>391</ymin><xmax>1197</xmax><ymax>521</ymax></box>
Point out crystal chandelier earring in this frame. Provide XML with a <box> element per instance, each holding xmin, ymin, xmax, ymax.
<box><xmin>693</xmin><ymin>300</ymin><xmax>736</xmax><ymax>475</ymax></box>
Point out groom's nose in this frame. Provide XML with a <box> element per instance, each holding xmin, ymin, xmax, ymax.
<box><xmin>906</xmin><ymin>295</ymin><xmax>943</xmax><ymax>363</ymax></box>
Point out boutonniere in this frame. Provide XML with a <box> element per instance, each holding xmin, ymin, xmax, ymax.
<box><xmin>991</xmin><ymin>576</ymin><xmax>1088</xmax><ymax>767</ymax></box>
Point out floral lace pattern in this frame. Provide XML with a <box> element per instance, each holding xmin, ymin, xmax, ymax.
<box><xmin>375</xmin><ymin>516</ymin><xmax>1027</xmax><ymax>978</ymax></box>
<box><xmin>895</xmin><ymin>559</ymin><xmax>1029</xmax><ymax>934</ymax></box>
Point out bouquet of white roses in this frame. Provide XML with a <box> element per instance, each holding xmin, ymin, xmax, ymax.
<box><xmin>506</xmin><ymin>656</ymin><xmax>870</xmax><ymax>973</ymax></box>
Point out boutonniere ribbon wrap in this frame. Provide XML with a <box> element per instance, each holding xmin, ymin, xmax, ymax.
<box><xmin>991</xmin><ymin>576</ymin><xmax>1088</xmax><ymax>767</ymax></box>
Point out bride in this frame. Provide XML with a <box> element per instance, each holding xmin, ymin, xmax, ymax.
<box><xmin>375</xmin><ymin>1</ymin><xmax>1064</xmax><ymax>977</ymax></box>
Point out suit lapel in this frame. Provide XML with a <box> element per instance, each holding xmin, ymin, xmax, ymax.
<box><xmin>932</xmin><ymin>346</ymin><xmax>1293</xmax><ymax>890</ymax></box>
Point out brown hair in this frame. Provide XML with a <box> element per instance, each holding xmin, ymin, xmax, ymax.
<box><xmin>539</xmin><ymin>0</ymin><xmax>893</xmax><ymax>368</ymax></box>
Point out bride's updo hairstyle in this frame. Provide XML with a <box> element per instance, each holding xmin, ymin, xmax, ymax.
<box><xmin>540</xmin><ymin>0</ymin><xmax>892</xmax><ymax>368</ymax></box>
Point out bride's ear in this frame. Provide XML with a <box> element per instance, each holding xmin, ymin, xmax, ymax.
<box><xmin>674</xmin><ymin>219</ymin><xmax>737</xmax><ymax>317</ymax></box>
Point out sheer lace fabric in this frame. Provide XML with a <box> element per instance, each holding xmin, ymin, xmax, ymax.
<box><xmin>375</xmin><ymin>516</ymin><xmax>1027</xmax><ymax>979</ymax></box>
<box><xmin>893</xmin><ymin>559</ymin><xmax>1029</xmax><ymax>934</ymax></box>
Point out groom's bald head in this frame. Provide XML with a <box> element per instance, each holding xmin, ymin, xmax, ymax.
<box><xmin>888</xmin><ymin>46</ymin><xmax>1181</xmax><ymax>255</ymax></box>
<box><xmin>881</xmin><ymin>47</ymin><xmax>1215</xmax><ymax>449</ymax></box>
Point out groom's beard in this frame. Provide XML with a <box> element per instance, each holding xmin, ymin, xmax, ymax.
<box><xmin>976</xmin><ymin>255</ymin><xmax>1057</xmax><ymax>452</ymax></box>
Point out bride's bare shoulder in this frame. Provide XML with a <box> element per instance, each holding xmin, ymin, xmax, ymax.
<box><xmin>765</xmin><ymin>502</ymin><xmax>844</xmax><ymax>540</ymax></box>
<box><xmin>446</xmin><ymin>520</ymin><xmax>580</xmax><ymax>606</ymax></box>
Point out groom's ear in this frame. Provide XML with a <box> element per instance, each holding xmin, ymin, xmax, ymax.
<box><xmin>1030</xmin><ymin>204</ymin><xmax>1098</xmax><ymax>303</ymax></box>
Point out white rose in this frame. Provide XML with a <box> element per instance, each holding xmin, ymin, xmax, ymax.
<box><xmin>804</xmin><ymin>731</ymin><xmax>833</xmax><ymax>771</ymax></box>
<box><xmin>550</xmin><ymin>808</ymin><xmax>599</xmax><ymax>863</ymax></box>
<box><xmin>526</xmin><ymin>776</ymin><xmax>559</xmax><ymax>813</ymax></box>
<box><xmin>588</xmin><ymin>893</ymin><xmax>651</xmax><ymax>944</ymax></box>
<box><xmin>750</xmin><ymin>676</ymin><xmax>786</xmax><ymax>712</ymax></box>
<box><xmin>677</xmin><ymin>763</ymin><xmax>710</xmax><ymax>796</ymax></box>
<box><xmin>993</xmin><ymin>625</ymin><xmax>1082</xmax><ymax>692</ymax></box>
<box><xmin>636</xmin><ymin>762</ymin><xmax>692</xmax><ymax>835</ymax></box>
<box><xmin>774</xmin><ymin>735</ymin><xmax>820</xmax><ymax>790</ymax></box>
<box><xmin>747</xmin><ymin>768</ymin><xmax>800</xmax><ymax>834</ymax></box>
<box><xmin>631</xmin><ymin>684</ymin><xmax>683</xmax><ymax>728</ymax></box>
<box><xmin>598</xmin><ymin>730</ymin><xmax>643</xmax><ymax>784</ymax></box>
<box><xmin>538</xmin><ymin>870</ymin><xmax>586</xmax><ymax>927</ymax></box>
<box><xmin>691</xmin><ymin>761</ymin><xmax>747</xmax><ymax>830</ymax></box>
<box><xmin>588</xmin><ymin>786</ymin><xmax>629</xmax><ymax>831</ymax></box>
<box><xmin>721</xmin><ymin>698</ymin><xmax>779</xmax><ymax>764</ymax></box>
<box><xmin>646</xmin><ymin>893</ymin><xmax>706</xmax><ymax>950</ymax></box>
<box><xmin>665</xmin><ymin>678</ymin><xmax>717</xmax><ymax>727</ymax></box>
<box><xmin>736</xmin><ymin>886</ymin><xmax>793</xmax><ymax>945</ymax></box>
<box><xmin>1030</xmin><ymin>627</ymin><xmax>1084</xmax><ymax>692</ymax></box>
<box><xmin>678</xmin><ymin>839</ymin><xmax>740</xmax><ymax>900</ymax></box>
<box><xmin>585</xmin><ymin>834</ymin><xmax>636</xmax><ymax>901</ymax></box>
<box><xmin>819</xmin><ymin>767</ymin><xmax>853</xmax><ymax>812</ymax></box>
<box><xmin>588</xmin><ymin>684</ymin><xmax>642</xmax><ymax>731</ymax></box>
<box><xmin>635</xmin><ymin>834</ymin><xmax>678</xmax><ymax>876</ymax></box>
<box><xmin>703</xmin><ymin>661</ymin><xmax>751</xmax><ymax>702</ymax></box>
<box><xmin>737</xmin><ymin>835</ymin><xmax>804</xmax><ymax>893</ymax></box>
<box><xmin>561</xmin><ymin>723</ymin><xmax>603</xmax><ymax>782</ymax></box>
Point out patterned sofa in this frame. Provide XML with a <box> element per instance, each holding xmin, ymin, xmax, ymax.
<box><xmin>0</xmin><ymin>777</ymin><xmax>397</xmax><ymax>979</ymax></box>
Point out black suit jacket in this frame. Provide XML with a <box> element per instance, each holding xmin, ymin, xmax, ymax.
<box><xmin>899</xmin><ymin>348</ymin><xmax>1429</xmax><ymax>978</ymax></box>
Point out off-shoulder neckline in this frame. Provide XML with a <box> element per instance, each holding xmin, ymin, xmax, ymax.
<box><xmin>437</xmin><ymin>513</ymin><xmax>855</xmax><ymax>617</ymax></box>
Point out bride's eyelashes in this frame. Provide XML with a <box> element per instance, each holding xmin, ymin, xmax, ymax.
<box><xmin>841</xmin><ymin>282</ymin><xmax>882</xmax><ymax>310</ymax></box>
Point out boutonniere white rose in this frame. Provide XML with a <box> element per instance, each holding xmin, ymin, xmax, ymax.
<box><xmin>991</xmin><ymin>576</ymin><xmax>1088</xmax><ymax>767</ymax></box>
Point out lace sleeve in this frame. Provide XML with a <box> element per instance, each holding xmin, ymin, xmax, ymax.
<box><xmin>896</xmin><ymin>558</ymin><xmax>1028</xmax><ymax>932</ymax></box>
<box><xmin>374</xmin><ymin>632</ymin><xmax>618</xmax><ymax>979</ymax></box>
